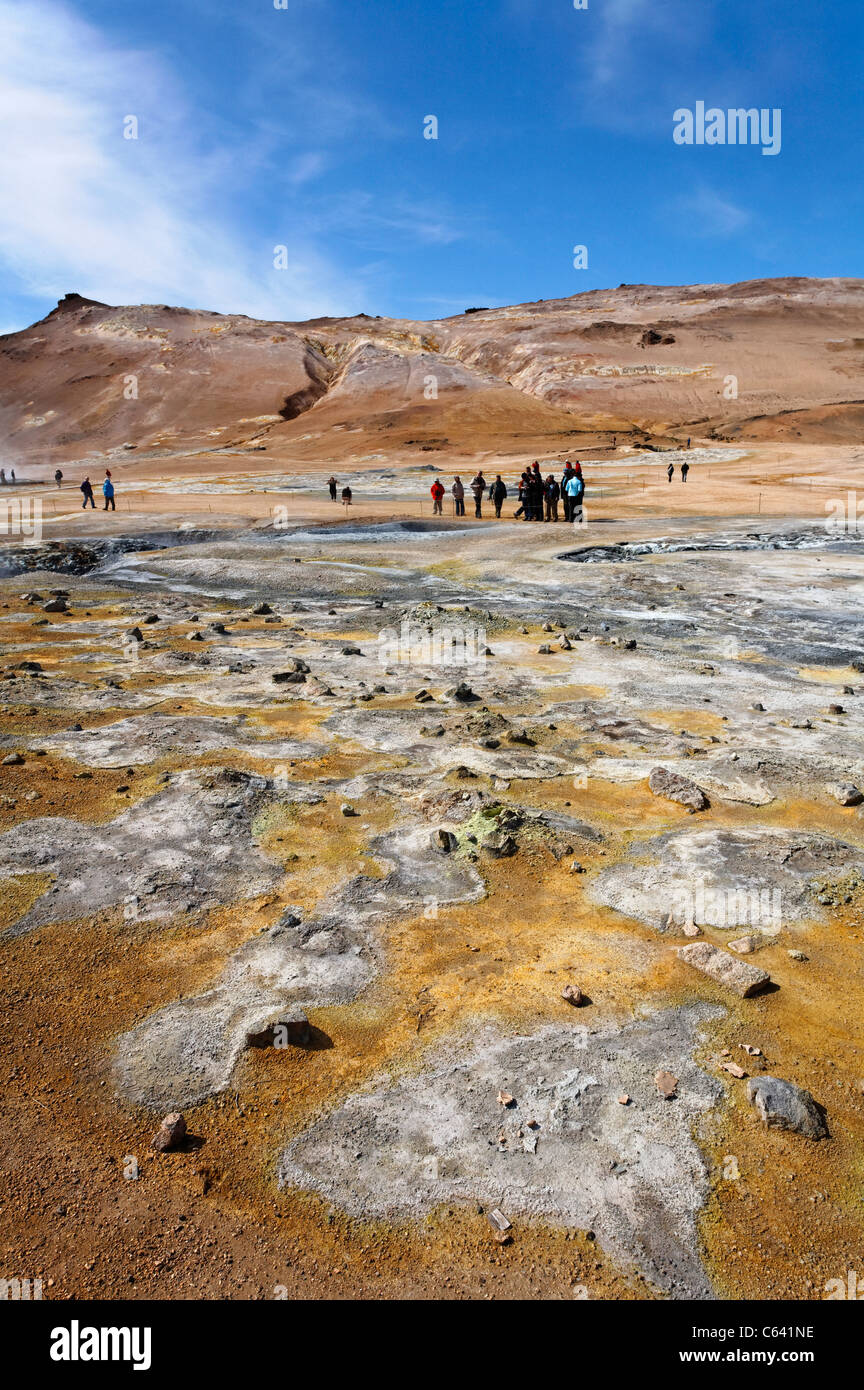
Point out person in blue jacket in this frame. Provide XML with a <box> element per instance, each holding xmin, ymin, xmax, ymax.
<box><xmin>103</xmin><ymin>473</ymin><xmax>116</xmax><ymax>511</ymax></box>
<box><xmin>564</xmin><ymin>467</ymin><xmax>585</xmax><ymax>524</ymax></box>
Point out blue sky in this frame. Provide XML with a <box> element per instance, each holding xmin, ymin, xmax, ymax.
<box><xmin>0</xmin><ymin>0</ymin><xmax>861</xmax><ymax>332</ymax></box>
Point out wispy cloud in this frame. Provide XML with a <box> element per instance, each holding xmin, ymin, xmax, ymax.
<box><xmin>0</xmin><ymin>0</ymin><xmax>360</xmax><ymax>319</ymax></box>
<box><xmin>671</xmin><ymin>186</ymin><xmax>752</xmax><ymax>238</ymax></box>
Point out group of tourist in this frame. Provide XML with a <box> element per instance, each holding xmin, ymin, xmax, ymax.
<box><xmin>430</xmin><ymin>460</ymin><xmax>586</xmax><ymax>522</ymax></box>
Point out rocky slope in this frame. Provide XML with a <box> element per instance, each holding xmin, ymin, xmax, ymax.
<box><xmin>2</xmin><ymin>277</ymin><xmax>863</xmax><ymax>468</ymax></box>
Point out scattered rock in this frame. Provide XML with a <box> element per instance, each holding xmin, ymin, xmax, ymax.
<box><xmin>648</xmin><ymin>767</ymin><xmax>709</xmax><ymax>812</ymax></box>
<box><xmin>150</xmin><ymin>1112</ymin><xmax>187</xmax><ymax>1153</ymax></box>
<box><xmin>431</xmin><ymin>828</ymin><xmax>457</xmax><ymax>854</ymax></box>
<box><xmin>747</xmin><ymin>1076</ymin><xmax>827</xmax><ymax>1140</ymax></box>
<box><xmin>828</xmin><ymin>782</ymin><xmax>862</xmax><ymax>806</ymax></box>
<box><xmin>447</xmin><ymin>681</ymin><xmax>479</xmax><ymax>702</ymax></box>
<box><xmin>2</xmin><ymin>753</ymin><xmax>24</xmax><ymax>766</ymax></box>
<box><xmin>246</xmin><ymin>1011</ymin><xmax>310</xmax><ymax>1049</ymax></box>
<box><xmin>655</xmin><ymin>1070</ymin><xmax>678</xmax><ymax>1099</ymax></box>
<box><xmin>676</xmin><ymin>941</ymin><xmax>771</xmax><ymax>997</ymax></box>
<box><xmin>481</xmin><ymin>834</ymin><xmax>518</xmax><ymax>858</ymax></box>
<box><xmin>788</xmin><ymin>949</ymin><xmax>808</xmax><ymax>962</ymax></box>
<box><xmin>340</xmin><ymin>803</ymin><xmax>357</xmax><ymax>817</ymax></box>
<box><xmin>719</xmin><ymin>1061</ymin><xmax>747</xmax><ymax>1079</ymax></box>
<box><xmin>42</xmin><ymin>598</ymin><xmax>68</xmax><ymax>613</ymax></box>
<box><xmin>729</xmin><ymin>935</ymin><xmax>758</xmax><ymax>955</ymax></box>
<box><xmin>561</xmin><ymin>983</ymin><xmax>585</xmax><ymax>1006</ymax></box>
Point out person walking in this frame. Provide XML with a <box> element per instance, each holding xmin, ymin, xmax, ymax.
<box><xmin>452</xmin><ymin>476</ymin><xmax>465</xmax><ymax>516</ymax></box>
<box><xmin>667</xmin><ymin>463</ymin><xmax>674</xmax><ymax>482</ymax></box>
<box><xmin>544</xmin><ymin>474</ymin><xmax>560</xmax><ymax>522</ymax></box>
<box><xmin>80</xmin><ymin>476</ymin><xmax>95</xmax><ymax>509</ymax></box>
<box><xmin>431</xmin><ymin>478</ymin><xmax>445</xmax><ymax>515</ymax></box>
<box><xmin>102</xmin><ymin>474</ymin><xmax>116</xmax><ymax>510</ymax></box>
<box><xmin>681</xmin><ymin>460</ymin><xmax>690</xmax><ymax>483</ymax></box>
<box><xmin>470</xmin><ymin>471</ymin><xmax>486</xmax><ymax>518</ymax></box>
<box><xmin>514</xmin><ymin>471</ymin><xmax>529</xmax><ymax>518</ymax></box>
<box><xmin>341</xmin><ymin>485</ymin><xmax>352</xmax><ymax>506</ymax></box>
<box><xmin>328</xmin><ymin>476</ymin><xmax>338</xmax><ymax>500</ymax></box>
<box><xmin>54</xmin><ymin>469</ymin><xmax>63</xmax><ymax>488</ymax></box>
<box><xmin>490</xmin><ymin>474</ymin><xmax>507</xmax><ymax>518</ymax></box>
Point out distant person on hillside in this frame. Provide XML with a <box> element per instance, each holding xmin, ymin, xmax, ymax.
<box><xmin>544</xmin><ymin>475</ymin><xmax>560</xmax><ymax>522</ymax></box>
<box><xmin>55</xmin><ymin>469</ymin><xmax>63</xmax><ymax>488</ymax></box>
<box><xmin>667</xmin><ymin>463</ymin><xmax>674</xmax><ymax>482</ymax></box>
<box><xmin>341</xmin><ymin>485</ymin><xmax>352</xmax><ymax>506</ymax></box>
<box><xmin>490</xmin><ymin>474</ymin><xmax>507</xmax><ymax>518</ymax></box>
<box><xmin>9</xmin><ymin>470</ymin><xmax>14</xmax><ymax>482</ymax></box>
<box><xmin>470</xmin><ymin>472</ymin><xmax>486</xmax><ymax>518</ymax></box>
<box><xmin>80</xmin><ymin>477</ymin><xmax>95</xmax><ymax>509</ymax></box>
<box><xmin>681</xmin><ymin>460</ymin><xmax>690</xmax><ymax>482</ymax></box>
<box><xmin>103</xmin><ymin>475</ymin><xmax>116</xmax><ymax>510</ymax></box>
<box><xmin>328</xmin><ymin>476</ymin><xmax>338</xmax><ymax>500</ymax></box>
<box><xmin>686</xmin><ymin>438</ymin><xmax>691</xmax><ymax>450</ymax></box>
<box><xmin>452</xmin><ymin>476</ymin><xmax>465</xmax><ymax>516</ymax></box>
<box><xmin>0</xmin><ymin>469</ymin><xmax>5</xmax><ymax>485</ymax></box>
<box><xmin>431</xmin><ymin>478</ymin><xmax>445</xmax><ymax>515</ymax></box>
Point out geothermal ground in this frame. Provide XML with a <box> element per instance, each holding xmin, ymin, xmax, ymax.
<box><xmin>1</xmin><ymin>282</ymin><xmax>864</xmax><ymax>1302</ymax></box>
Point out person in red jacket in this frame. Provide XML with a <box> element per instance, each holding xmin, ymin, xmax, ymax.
<box><xmin>431</xmin><ymin>478</ymin><xmax>445</xmax><ymax>515</ymax></box>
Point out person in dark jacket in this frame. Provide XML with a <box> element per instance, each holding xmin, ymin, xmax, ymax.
<box><xmin>527</xmin><ymin>469</ymin><xmax>544</xmax><ymax>521</ymax></box>
<box><xmin>544</xmin><ymin>475</ymin><xmax>560</xmax><ymax>522</ymax></box>
<box><xmin>328</xmin><ymin>476</ymin><xmax>338</xmax><ymax>500</ymax></box>
<box><xmin>667</xmin><ymin>463</ymin><xmax>674</xmax><ymax>482</ymax></box>
<box><xmin>452</xmin><ymin>476</ymin><xmax>465</xmax><ymax>516</ymax></box>
<box><xmin>489</xmin><ymin>474</ymin><xmax>507</xmax><ymax>518</ymax></box>
<box><xmin>470</xmin><ymin>472</ymin><xmax>486</xmax><ymax>518</ymax></box>
<box><xmin>80</xmin><ymin>477</ymin><xmax>95</xmax><ymax>509</ymax></box>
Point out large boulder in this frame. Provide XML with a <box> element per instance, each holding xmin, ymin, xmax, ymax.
<box><xmin>747</xmin><ymin>1076</ymin><xmax>827</xmax><ymax>1139</ymax></box>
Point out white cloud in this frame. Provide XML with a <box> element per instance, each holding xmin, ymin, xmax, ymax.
<box><xmin>672</xmin><ymin>186</ymin><xmax>752</xmax><ymax>238</ymax></box>
<box><xmin>0</xmin><ymin>0</ymin><xmax>360</xmax><ymax>319</ymax></box>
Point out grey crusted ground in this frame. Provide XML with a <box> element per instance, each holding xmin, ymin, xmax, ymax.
<box><xmin>279</xmin><ymin>1005</ymin><xmax>724</xmax><ymax>1299</ymax></box>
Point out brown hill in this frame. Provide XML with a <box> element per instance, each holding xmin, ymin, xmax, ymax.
<box><xmin>1</xmin><ymin>277</ymin><xmax>862</xmax><ymax>466</ymax></box>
